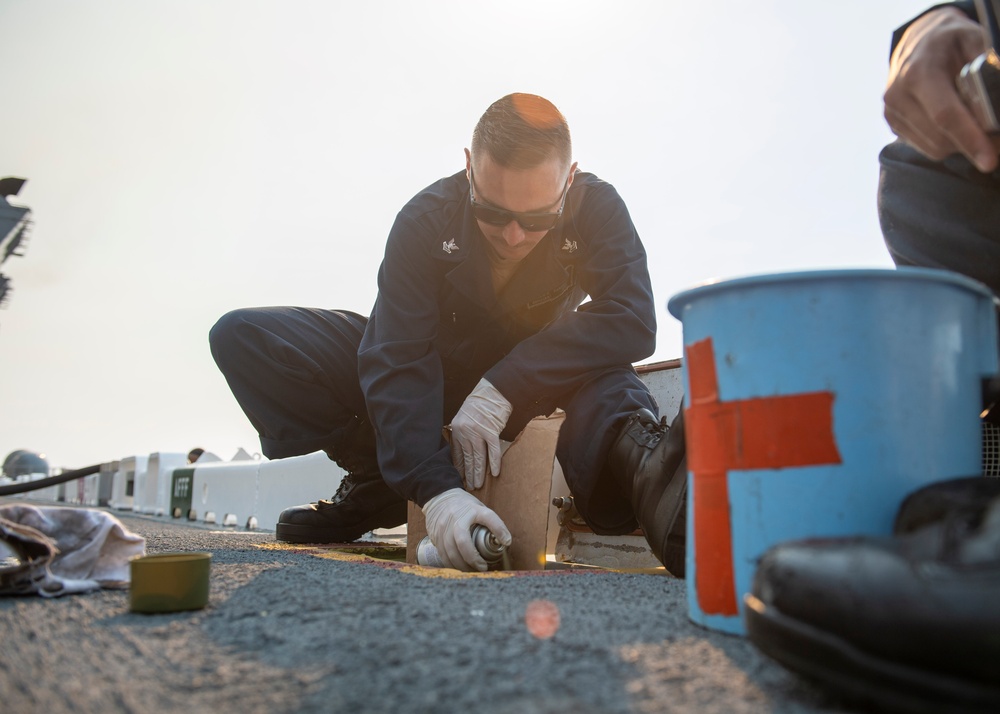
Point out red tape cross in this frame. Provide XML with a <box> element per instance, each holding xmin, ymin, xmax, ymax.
<box><xmin>685</xmin><ymin>337</ymin><xmax>841</xmax><ymax>616</ymax></box>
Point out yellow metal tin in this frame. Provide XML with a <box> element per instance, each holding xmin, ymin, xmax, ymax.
<box><xmin>129</xmin><ymin>552</ymin><xmax>211</xmax><ymax>613</ymax></box>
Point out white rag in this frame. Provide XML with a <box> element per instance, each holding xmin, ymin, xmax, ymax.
<box><xmin>0</xmin><ymin>504</ymin><xmax>146</xmax><ymax>597</ymax></box>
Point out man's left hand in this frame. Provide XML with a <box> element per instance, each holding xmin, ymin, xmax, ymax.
<box><xmin>450</xmin><ymin>378</ymin><xmax>512</xmax><ymax>489</ymax></box>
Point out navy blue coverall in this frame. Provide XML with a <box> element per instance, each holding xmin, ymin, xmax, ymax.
<box><xmin>210</xmin><ymin>169</ymin><xmax>659</xmax><ymax>533</ymax></box>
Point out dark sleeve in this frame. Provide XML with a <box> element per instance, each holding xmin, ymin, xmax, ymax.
<box><xmin>484</xmin><ymin>181</ymin><xmax>657</xmax><ymax>409</ymax></box>
<box><xmin>358</xmin><ymin>214</ymin><xmax>462</xmax><ymax>508</ymax></box>
<box><xmin>890</xmin><ymin>2</ymin><xmax>979</xmax><ymax>59</ymax></box>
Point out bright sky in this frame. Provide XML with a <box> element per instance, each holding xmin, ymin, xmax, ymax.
<box><xmin>1</xmin><ymin>0</ymin><xmax>935</xmax><ymax>470</ymax></box>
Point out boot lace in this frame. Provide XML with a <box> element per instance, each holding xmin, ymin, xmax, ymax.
<box><xmin>628</xmin><ymin>410</ymin><xmax>669</xmax><ymax>449</ymax></box>
<box><xmin>318</xmin><ymin>474</ymin><xmax>355</xmax><ymax>506</ymax></box>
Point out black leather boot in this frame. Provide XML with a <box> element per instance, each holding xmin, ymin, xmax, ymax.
<box><xmin>607</xmin><ymin>408</ymin><xmax>687</xmax><ymax>576</ymax></box>
<box><xmin>275</xmin><ymin>421</ymin><xmax>407</xmax><ymax>544</ymax></box>
<box><xmin>745</xmin><ymin>478</ymin><xmax>1000</xmax><ymax>714</ymax></box>
<box><xmin>894</xmin><ymin>475</ymin><xmax>1000</xmax><ymax>535</ymax></box>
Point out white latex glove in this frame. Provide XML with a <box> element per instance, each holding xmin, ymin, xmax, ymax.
<box><xmin>421</xmin><ymin>488</ymin><xmax>512</xmax><ymax>572</ymax></box>
<box><xmin>450</xmin><ymin>378</ymin><xmax>513</xmax><ymax>490</ymax></box>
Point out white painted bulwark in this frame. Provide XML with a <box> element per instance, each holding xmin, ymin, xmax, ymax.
<box><xmin>256</xmin><ymin>451</ymin><xmax>344</xmax><ymax>532</ymax></box>
<box><xmin>20</xmin><ymin>474</ymin><xmax>60</xmax><ymax>503</ymax></box>
<box><xmin>131</xmin><ymin>453</ymin><xmax>186</xmax><ymax>515</ymax></box>
<box><xmin>163</xmin><ymin>451</ymin><xmax>343</xmax><ymax>531</ymax></box>
<box><xmin>636</xmin><ymin>359</ymin><xmax>684</xmax><ymax>420</ymax></box>
<box><xmin>131</xmin><ymin>459</ymin><xmax>151</xmax><ymax>513</ymax></box>
<box><xmin>111</xmin><ymin>455</ymin><xmax>147</xmax><ymax>511</ymax></box>
<box><xmin>63</xmin><ymin>471</ymin><xmax>100</xmax><ymax>506</ymax></box>
<box><xmin>190</xmin><ymin>458</ymin><xmax>259</xmax><ymax>526</ymax></box>
<box><xmin>80</xmin><ymin>472</ymin><xmax>100</xmax><ymax>506</ymax></box>
<box><xmin>98</xmin><ymin>461</ymin><xmax>118</xmax><ymax>506</ymax></box>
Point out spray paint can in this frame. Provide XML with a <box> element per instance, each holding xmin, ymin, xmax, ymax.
<box><xmin>416</xmin><ymin>524</ymin><xmax>507</xmax><ymax>569</ymax></box>
<box><xmin>472</xmin><ymin>524</ymin><xmax>506</xmax><ymax>566</ymax></box>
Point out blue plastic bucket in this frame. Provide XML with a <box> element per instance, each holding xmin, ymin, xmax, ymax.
<box><xmin>666</xmin><ymin>268</ymin><xmax>999</xmax><ymax>635</ymax></box>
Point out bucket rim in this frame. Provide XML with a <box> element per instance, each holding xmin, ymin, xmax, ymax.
<box><xmin>666</xmin><ymin>267</ymin><xmax>996</xmax><ymax>318</ymax></box>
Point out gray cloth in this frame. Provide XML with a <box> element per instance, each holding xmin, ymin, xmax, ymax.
<box><xmin>0</xmin><ymin>505</ymin><xmax>145</xmax><ymax>597</ymax></box>
<box><xmin>878</xmin><ymin>139</ymin><xmax>1000</xmax><ymax>297</ymax></box>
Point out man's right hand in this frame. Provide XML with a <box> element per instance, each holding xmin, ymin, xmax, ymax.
<box><xmin>421</xmin><ymin>488</ymin><xmax>511</xmax><ymax>572</ymax></box>
<box><xmin>884</xmin><ymin>6</ymin><xmax>1000</xmax><ymax>173</ymax></box>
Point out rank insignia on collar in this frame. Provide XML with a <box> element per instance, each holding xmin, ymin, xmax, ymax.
<box><xmin>562</xmin><ymin>238</ymin><xmax>578</xmax><ymax>253</ymax></box>
<box><xmin>442</xmin><ymin>238</ymin><xmax>459</xmax><ymax>254</ymax></box>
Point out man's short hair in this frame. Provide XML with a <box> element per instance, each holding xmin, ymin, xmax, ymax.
<box><xmin>471</xmin><ymin>93</ymin><xmax>572</xmax><ymax>171</ymax></box>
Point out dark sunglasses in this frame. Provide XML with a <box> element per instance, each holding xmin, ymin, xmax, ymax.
<box><xmin>469</xmin><ymin>166</ymin><xmax>570</xmax><ymax>232</ymax></box>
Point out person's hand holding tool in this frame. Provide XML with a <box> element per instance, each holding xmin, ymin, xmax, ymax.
<box><xmin>884</xmin><ymin>6</ymin><xmax>999</xmax><ymax>172</ymax></box>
